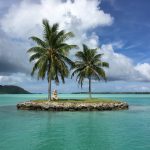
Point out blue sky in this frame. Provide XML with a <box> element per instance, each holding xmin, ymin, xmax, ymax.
<box><xmin>100</xmin><ymin>0</ymin><xmax>150</xmax><ymax>63</ymax></box>
<box><xmin>0</xmin><ymin>0</ymin><xmax>150</xmax><ymax>93</ymax></box>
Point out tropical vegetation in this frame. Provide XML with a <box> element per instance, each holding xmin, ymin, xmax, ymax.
<box><xmin>27</xmin><ymin>19</ymin><xmax>77</xmax><ymax>101</ymax></box>
<box><xmin>27</xmin><ymin>19</ymin><xmax>109</xmax><ymax>100</ymax></box>
<box><xmin>71</xmin><ymin>44</ymin><xmax>109</xmax><ymax>98</ymax></box>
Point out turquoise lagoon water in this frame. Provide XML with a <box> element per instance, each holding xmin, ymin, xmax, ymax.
<box><xmin>0</xmin><ymin>94</ymin><xmax>150</xmax><ymax>150</ymax></box>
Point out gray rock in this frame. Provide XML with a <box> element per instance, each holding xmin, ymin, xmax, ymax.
<box><xmin>17</xmin><ymin>101</ymin><xmax>129</xmax><ymax>111</ymax></box>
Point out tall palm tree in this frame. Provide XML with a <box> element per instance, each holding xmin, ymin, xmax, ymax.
<box><xmin>71</xmin><ymin>44</ymin><xmax>109</xmax><ymax>98</ymax></box>
<box><xmin>28</xmin><ymin>19</ymin><xmax>77</xmax><ymax>101</ymax></box>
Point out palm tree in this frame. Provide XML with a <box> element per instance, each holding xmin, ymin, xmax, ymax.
<box><xmin>71</xmin><ymin>44</ymin><xmax>109</xmax><ymax>98</ymax></box>
<box><xmin>28</xmin><ymin>19</ymin><xmax>77</xmax><ymax>101</ymax></box>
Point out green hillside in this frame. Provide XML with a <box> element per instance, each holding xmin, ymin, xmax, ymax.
<box><xmin>0</xmin><ymin>85</ymin><xmax>31</xmax><ymax>94</ymax></box>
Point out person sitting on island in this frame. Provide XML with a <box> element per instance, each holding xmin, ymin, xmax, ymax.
<box><xmin>52</xmin><ymin>89</ymin><xmax>58</xmax><ymax>101</ymax></box>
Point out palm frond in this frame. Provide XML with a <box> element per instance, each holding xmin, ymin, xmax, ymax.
<box><xmin>102</xmin><ymin>62</ymin><xmax>109</xmax><ymax>68</ymax></box>
<box><xmin>29</xmin><ymin>53</ymin><xmax>41</xmax><ymax>62</ymax></box>
<box><xmin>72</xmin><ymin>44</ymin><xmax>109</xmax><ymax>88</ymax></box>
<box><xmin>28</xmin><ymin>19</ymin><xmax>77</xmax><ymax>85</ymax></box>
<box><xmin>27</xmin><ymin>47</ymin><xmax>45</xmax><ymax>53</ymax></box>
<box><xmin>52</xmin><ymin>23</ymin><xmax>59</xmax><ymax>33</ymax></box>
<box><xmin>30</xmin><ymin>36</ymin><xmax>47</xmax><ymax>48</ymax></box>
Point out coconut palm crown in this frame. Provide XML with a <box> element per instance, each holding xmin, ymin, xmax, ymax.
<box><xmin>28</xmin><ymin>19</ymin><xmax>77</xmax><ymax>100</ymax></box>
<box><xmin>71</xmin><ymin>44</ymin><xmax>109</xmax><ymax>98</ymax></box>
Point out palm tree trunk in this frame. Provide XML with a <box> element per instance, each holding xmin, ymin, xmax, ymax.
<box><xmin>48</xmin><ymin>76</ymin><xmax>51</xmax><ymax>101</ymax></box>
<box><xmin>89</xmin><ymin>77</ymin><xmax>92</xmax><ymax>99</ymax></box>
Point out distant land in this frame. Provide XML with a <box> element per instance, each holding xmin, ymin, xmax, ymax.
<box><xmin>1</xmin><ymin>84</ymin><xmax>149</xmax><ymax>94</ymax></box>
<box><xmin>72</xmin><ymin>92</ymin><xmax>150</xmax><ymax>94</ymax></box>
<box><xmin>0</xmin><ymin>85</ymin><xmax>31</xmax><ymax>94</ymax></box>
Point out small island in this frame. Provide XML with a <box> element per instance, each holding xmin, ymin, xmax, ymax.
<box><xmin>17</xmin><ymin>99</ymin><xmax>128</xmax><ymax>111</ymax></box>
<box><xmin>16</xmin><ymin>20</ymin><xmax>129</xmax><ymax>112</ymax></box>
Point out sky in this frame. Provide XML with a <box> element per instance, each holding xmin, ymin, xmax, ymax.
<box><xmin>0</xmin><ymin>0</ymin><xmax>150</xmax><ymax>93</ymax></box>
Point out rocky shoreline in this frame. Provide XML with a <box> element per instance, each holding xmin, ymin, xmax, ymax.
<box><xmin>17</xmin><ymin>101</ymin><xmax>128</xmax><ymax>111</ymax></box>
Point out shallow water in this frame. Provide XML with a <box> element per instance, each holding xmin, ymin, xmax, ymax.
<box><xmin>0</xmin><ymin>94</ymin><xmax>150</xmax><ymax>150</ymax></box>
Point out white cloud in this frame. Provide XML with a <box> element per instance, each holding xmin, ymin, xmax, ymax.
<box><xmin>0</xmin><ymin>0</ymin><xmax>113</xmax><ymax>71</ymax></box>
<box><xmin>0</xmin><ymin>73</ymin><xmax>32</xmax><ymax>84</ymax></box>
<box><xmin>135</xmin><ymin>63</ymin><xmax>150</xmax><ymax>81</ymax></box>
<box><xmin>99</xmin><ymin>43</ymin><xmax>150</xmax><ymax>81</ymax></box>
<box><xmin>0</xmin><ymin>0</ymin><xmax>150</xmax><ymax>89</ymax></box>
<box><xmin>111</xmin><ymin>40</ymin><xmax>124</xmax><ymax>49</ymax></box>
<box><xmin>101</xmin><ymin>44</ymin><xmax>139</xmax><ymax>81</ymax></box>
<box><xmin>1</xmin><ymin>0</ymin><xmax>113</xmax><ymax>39</ymax></box>
<box><xmin>99</xmin><ymin>43</ymin><xmax>150</xmax><ymax>82</ymax></box>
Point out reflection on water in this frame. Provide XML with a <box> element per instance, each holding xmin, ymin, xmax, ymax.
<box><xmin>0</xmin><ymin>94</ymin><xmax>150</xmax><ymax>150</ymax></box>
<box><xmin>129</xmin><ymin>105</ymin><xmax>150</xmax><ymax>111</ymax></box>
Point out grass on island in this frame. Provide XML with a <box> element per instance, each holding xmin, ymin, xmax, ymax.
<box><xmin>32</xmin><ymin>98</ymin><xmax>121</xmax><ymax>103</ymax></box>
